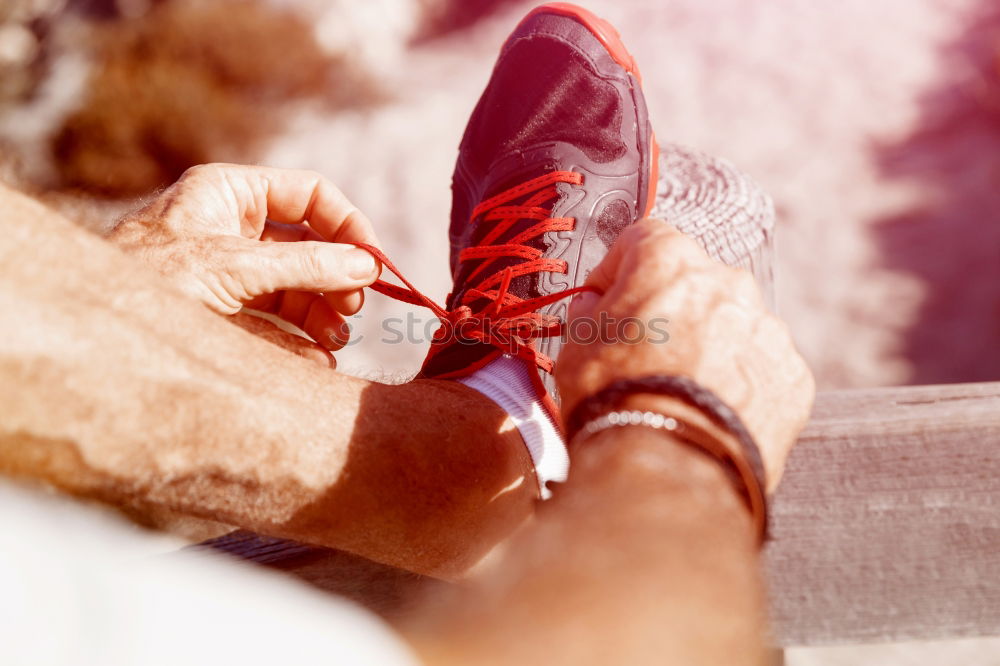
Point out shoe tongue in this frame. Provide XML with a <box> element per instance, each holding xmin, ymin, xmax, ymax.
<box><xmin>482</xmin><ymin>162</ymin><xmax>551</xmax><ymax>199</ymax></box>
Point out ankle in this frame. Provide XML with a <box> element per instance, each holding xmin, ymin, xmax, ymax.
<box><xmin>458</xmin><ymin>355</ymin><xmax>569</xmax><ymax>499</ymax></box>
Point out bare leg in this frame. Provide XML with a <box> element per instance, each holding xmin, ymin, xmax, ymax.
<box><xmin>0</xmin><ymin>183</ymin><xmax>536</xmax><ymax>578</ymax></box>
<box><xmin>405</xmin><ymin>426</ymin><xmax>767</xmax><ymax>666</ymax></box>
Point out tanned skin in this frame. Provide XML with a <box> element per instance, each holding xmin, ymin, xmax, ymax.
<box><xmin>0</xmin><ymin>171</ymin><xmax>813</xmax><ymax>664</ymax></box>
<box><xmin>407</xmin><ymin>426</ymin><xmax>767</xmax><ymax>666</ymax></box>
<box><xmin>407</xmin><ymin>222</ymin><xmax>813</xmax><ymax>665</ymax></box>
<box><xmin>0</xmin><ymin>177</ymin><xmax>536</xmax><ymax>578</ymax></box>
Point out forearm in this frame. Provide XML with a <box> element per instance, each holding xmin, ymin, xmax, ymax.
<box><xmin>0</xmin><ymin>367</ymin><xmax>533</xmax><ymax>576</ymax></box>
<box><xmin>0</xmin><ymin>185</ymin><xmax>536</xmax><ymax>576</ymax></box>
<box><xmin>408</xmin><ymin>427</ymin><xmax>768</xmax><ymax>665</ymax></box>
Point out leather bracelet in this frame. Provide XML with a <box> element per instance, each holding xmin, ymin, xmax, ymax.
<box><xmin>565</xmin><ymin>376</ymin><xmax>769</xmax><ymax>543</ymax></box>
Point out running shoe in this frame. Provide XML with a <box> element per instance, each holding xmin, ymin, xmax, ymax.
<box><xmin>412</xmin><ymin>3</ymin><xmax>658</xmax><ymax>412</ymax></box>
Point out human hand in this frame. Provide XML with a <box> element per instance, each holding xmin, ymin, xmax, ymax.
<box><xmin>555</xmin><ymin>220</ymin><xmax>814</xmax><ymax>490</ymax></box>
<box><xmin>109</xmin><ymin>164</ymin><xmax>381</xmax><ymax>355</ymax></box>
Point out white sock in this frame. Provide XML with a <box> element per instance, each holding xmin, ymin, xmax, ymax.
<box><xmin>458</xmin><ymin>355</ymin><xmax>569</xmax><ymax>499</ymax></box>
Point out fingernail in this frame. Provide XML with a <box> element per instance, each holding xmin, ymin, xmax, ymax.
<box><xmin>568</xmin><ymin>292</ymin><xmax>599</xmax><ymax>319</ymax></box>
<box><xmin>347</xmin><ymin>248</ymin><xmax>376</xmax><ymax>279</ymax></box>
<box><xmin>325</xmin><ymin>321</ymin><xmax>351</xmax><ymax>346</ymax></box>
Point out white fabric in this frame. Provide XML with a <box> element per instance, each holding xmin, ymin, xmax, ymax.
<box><xmin>0</xmin><ymin>482</ymin><xmax>418</xmax><ymax>666</ymax></box>
<box><xmin>459</xmin><ymin>355</ymin><xmax>569</xmax><ymax>499</ymax></box>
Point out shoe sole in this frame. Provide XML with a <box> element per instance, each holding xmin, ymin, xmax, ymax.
<box><xmin>521</xmin><ymin>2</ymin><xmax>659</xmax><ymax>219</ymax></box>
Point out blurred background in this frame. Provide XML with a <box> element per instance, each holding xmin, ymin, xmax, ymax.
<box><xmin>1</xmin><ymin>1</ymin><xmax>999</xmax><ymax>662</ymax></box>
<box><xmin>1</xmin><ymin>0</ymin><xmax>998</xmax><ymax>390</ymax></box>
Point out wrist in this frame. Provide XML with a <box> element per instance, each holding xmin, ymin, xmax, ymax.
<box><xmin>572</xmin><ymin>426</ymin><xmax>754</xmax><ymax>533</ymax></box>
<box><xmin>563</xmin><ymin>376</ymin><xmax>769</xmax><ymax>543</ymax></box>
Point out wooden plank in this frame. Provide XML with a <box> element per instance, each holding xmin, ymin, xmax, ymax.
<box><xmin>766</xmin><ymin>381</ymin><xmax>1000</xmax><ymax>645</ymax></box>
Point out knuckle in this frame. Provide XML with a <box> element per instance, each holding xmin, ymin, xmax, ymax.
<box><xmin>299</xmin><ymin>245</ymin><xmax>332</xmax><ymax>282</ymax></box>
<box><xmin>730</xmin><ymin>270</ymin><xmax>763</xmax><ymax>303</ymax></box>
<box><xmin>179</xmin><ymin>163</ymin><xmax>237</xmax><ymax>190</ymax></box>
<box><xmin>759</xmin><ymin>313</ymin><xmax>792</xmax><ymax>344</ymax></box>
<box><xmin>645</xmin><ymin>229</ymin><xmax>707</xmax><ymax>266</ymax></box>
<box><xmin>181</xmin><ymin>163</ymin><xmax>216</xmax><ymax>181</ymax></box>
<box><xmin>772</xmin><ymin>315</ymin><xmax>795</xmax><ymax>343</ymax></box>
<box><xmin>620</xmin><ymin>219</ymin><xmax>661</xmax><ymax>247</ymax></box>
<box><xmin>761</xmin><ymin>316</ymin><xmax>814</xmax><ymax>389</ymax></box>
<box><xmin>299</xmin><ymin>169</ymin><xmax>326</xmax><ymax>194</ymax></box>
<box><xmin>299</xmin><ymin>168</ymin><xmax>324</xmax><ymax>183</ymax></box>
<box><xmin>731</xmin><ymin>269</ymin><xmax>754</xmax><ymax>289</ymax></box>
<box><xmin>670</xmin><ymin>233</ymin><xmax>709</xmax><ymax>261</ymax></box>
<box><xmin>303</xmin><ymin>170</ymin><xmax>328</xmax><ymax>190</ymax></box>
<box><xmin>637</xmin><ymin>227</ymin><xmax>678</xmax><ymax>255</ymax></box>
<box><xmin>319</xmin><ymin>178</ymin><xmax>353</xmax><ymax>210</ymax></box>
<box><xmin>790</xmin><ymin>346</ymin><xmax>816</xmax><ymax>389</ymax></box>
<box><xmin>305</xmin><ymin>169</ymin><xmax>330</xmax><ymax>189</ymax></box>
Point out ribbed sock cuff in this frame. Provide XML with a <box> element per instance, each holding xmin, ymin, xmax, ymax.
<box><xmin>458</xmin><ymin>355</ymin><xmax>568</xmax><ymax>499</ymax></box>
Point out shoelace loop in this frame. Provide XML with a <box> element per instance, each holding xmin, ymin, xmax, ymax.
<box><xmin>358</xmin><ymin>170</ymin><xmax>599</xmax><ymax>373</ymax></box>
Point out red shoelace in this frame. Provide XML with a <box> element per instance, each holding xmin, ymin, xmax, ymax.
<box><xmin>356</xmin><ymin>170</ymin><xmax>598</xmax><ymax>374</ymax></box>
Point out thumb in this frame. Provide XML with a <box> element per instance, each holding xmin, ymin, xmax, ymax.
<box><xmin>567</xmin><ymin>291</ymin><xmax>600</xmax><ymax>322</ymax></box>
<box><xmin>583</xmin><ymin>221</ymin><xmax>641</xmax><ymax>294</ymax></box>
<box><xmin>222</xmin><ymin>239</ymin><xmax>381</xmax><ymax>299</ymax></box>
<box><xmin>584</xmin><ymin>219</ymin><xmax>684</xmax><ymax>294</ymax></box>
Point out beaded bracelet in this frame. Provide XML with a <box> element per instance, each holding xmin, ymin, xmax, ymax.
<box><xmin>566</xmin><ymin>376</ymin><xmax>769</xmax><ymax>543</ymax></box>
